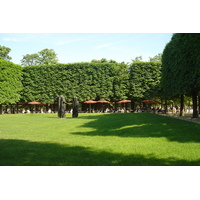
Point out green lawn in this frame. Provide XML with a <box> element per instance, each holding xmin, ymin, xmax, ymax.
<box><xmin>0</xmin><ymin>112</ymin><xmax>200</xmax><ymax>166</ymax></box>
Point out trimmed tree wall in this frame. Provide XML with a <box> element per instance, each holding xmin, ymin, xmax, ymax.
<box><xmin>0</xmin><ymin>60</ymin><xmax>22</xmax><ymax>113</ymax></box>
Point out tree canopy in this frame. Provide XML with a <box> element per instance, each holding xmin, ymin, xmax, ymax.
<box><xmin>131</xmin><ymin>56</ymin><xmax>143</xmax><ymax>63</ymax></box>
<box><xmin>162</xmin><ymin>33</ymin><xmax>200</xmax><ymax>117</ymax></box>
<box><xmin>149</xmin><ymin>53</ymin><xmax>162</xmax><ymax>62</ymax></box>
<box><xmin>0</xmin><ymin>45</ymin><xmax>12</xmax><ymax>61</ymax></box>
<box><xmin>21</xmin><ymin>48</ymin><xmax>59</xmax><ymax>66</ymax></box>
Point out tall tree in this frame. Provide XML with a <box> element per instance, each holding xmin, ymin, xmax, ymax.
<box><xmin>162</xmin><ymin>33</ymin><xmax>200</xmax><ymax>118</ymax></box>
<box><xmin>149</xmin><ymin>53</ymin><xmax>162</xmax><ymax>62</ymax></box>
<box><xmin>99</xmin><ymin>58</ymin><xmax>107</xmax><ymax>63</ymax></box>
<box><xmin>0</xmin><ymin>45</ymin><xmax>12</xmax><ymax>61</ymax></box>
<box><xmin>131</xmin><ymin>56</ymin><xmax>143</xmax><ymax>63</ymax></box>
<box><xmin>37</xmin><ymin>48</ymin><xmax>58</xmax><ymax>65</ymax></box>
<box><xmin>21</xmin><ymin>54</ymin><xmax>39</xmax><ymax>66</ymax></box>
<box><xmin>91</xmin><ymin>58</ymin><xmax>109</xmax><ymax>63</ymax></box>
<box><xmin>21</xmin><ymin>48</ymin><xmax>58</xmax><ymax>66</ymax></box>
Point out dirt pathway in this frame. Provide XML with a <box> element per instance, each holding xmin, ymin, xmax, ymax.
<box><xmin>157</xmin><ymin>113</ymin><xmax>200</xmax><ymax>124</ymax></box>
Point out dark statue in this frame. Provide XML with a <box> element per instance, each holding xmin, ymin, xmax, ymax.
<box><xmin>57</xmin><ymin>95</ymin><xmax>66</xmax><ymax>118</ymax></box>
<box><xmin>72</xmin><ymin>97</ymin><xmax>79</xmax><ymax>118</ymax></box>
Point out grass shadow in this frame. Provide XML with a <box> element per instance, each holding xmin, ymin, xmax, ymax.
<box><xmin>1</xmin><ymin>139</ymin><xmax>199</xmax><ymax>166</ymax></box>
<box><xmin>72</xmin><ymin>113</ymin><xmax>200</xmax><ymax>143</ymax></box>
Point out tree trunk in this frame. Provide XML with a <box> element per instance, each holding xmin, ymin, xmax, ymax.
<box><xmin>165</xmin><ymin>100</ymin><xmax>168</xmax><ymax>114</ymax></box>
<box><xmin>198</xmin><ymin>96</ymin><xmax>200</xmax><ymax>114</ymax></box>
<box><xmin>16</xmin><ymin>103</ymin><xmax>19</xmax><ymax>114</ymax></box>
<box><xmin>10</xmin><ymin>104</ymin><xmax>13</xmax><ymax>114</ymax></box>
<box><xmin>46</xmin><ymin>104</ymin><xmax>49</xmax><ymax>113</ymax></box>
<box><xmin>131</xmin><ymin>100</ymin><xmax>135</xmax><ymax>112</ymax></box>
<box><xmin>180</xmin><ymin>94</ymin><xmax>184</xmax><ymax>117</ymax></box>
<box><xmin>82</xmin><ymin>102</ymin><xmax>85</xmax><ymax>112</ymax></box>
<box><xmin>114</xmin><ymin>102</ymin><xmax>117</xmax><ymax>113</ymax></box>
<box><xmin>0</xmin><ymin>104</ymin><xmax>2</xmax><ymax>114</ymax></box>
<box><xmin>192</xmin><ymin>92</ymin><xmax>198</xmax><ymax>118</ymax></box>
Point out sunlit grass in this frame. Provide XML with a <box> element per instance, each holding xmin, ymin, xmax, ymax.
<box><xmin>0</xmin><ymin>112</ymin><xmax>200</xmax><ymax>166</ymax></box>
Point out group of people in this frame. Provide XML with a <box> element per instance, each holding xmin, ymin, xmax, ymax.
<box><xmin>2</xmin><ymin>104</ymin><xmax>194</xmax><ymax>115</ymax></box>
<box><xmin>21</xmin><ymin>108</ymin><xmax>53</xmax><ymax>114</ymax></box>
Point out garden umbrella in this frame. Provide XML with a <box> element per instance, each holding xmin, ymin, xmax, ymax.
<box><xmin>28</xmin><ymin>101</ymin><xmax>45</xmax><ymax>112</ymax></box>
<box><xmin>141</xmin><ymin>99</ymin><xmax>161</xmax><ymax>113</ymax></box>
<box><xmin>141</xmin><ymin>100</ymin><xmax>161</xmax><ymax>104</ymax></box>
<box><xmin>117</xmin><ymin>99</ymin><xmax>131</xmax><ymax>103</ymax></box>
<box><xmin>97</xmin><ymin>100</ymin><xmax>110</xmax><ymax>112</ymax></box>
<box><xmin>117</xmin><ymin>99</ymin><xmax>131</xmax><ymax>112</ymax></box>
<box><xmin>84</xmin><ymin>100</ymin><xmax>97</xmax><ymax>113</ymax></box>
<box><xmin>28</xmin><ymin>101</ymin><xmax>43</xmax><ymax>105</ymax></box>
<box><xmin>97</xmin><ymin>100</ymin><xmax>110</xmax><ymax>103</ymax></box>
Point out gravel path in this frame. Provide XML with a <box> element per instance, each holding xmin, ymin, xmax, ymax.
<box><xmin>157</xmin><ymin>113</ymin><xmax>200</xmax><ymax>124</ymax></box>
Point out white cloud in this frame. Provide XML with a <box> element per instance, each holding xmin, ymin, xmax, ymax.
<box><xmin>2</xmin><ymin>34</ymin><xmax>42</xmax><ymax>43</ymax></box>
<box><xmin>55</xmin><ymin>41</ymin><xmax>67</xmax><ymax>45</ymax></box>
<box><xmin>55</xmin><ymin>38</ymin><xmax>86</xmax><ymax>46</ymax></box>
<box><xmin>3</xmin><ymin>38</ymin><xmax>18</xmax><ymax>42</ymax></box>
<box><xmin>95</xmin><ymin>43</ymin><xmax>113</xmax><ymax>49</ymax></box>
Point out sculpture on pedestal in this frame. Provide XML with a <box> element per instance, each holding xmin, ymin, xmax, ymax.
<box><xmin>57</xmin><ymin>95</ymin><xmax>66</xmax><ymax>118</ymax></box>
<box><xmin>72</xmin><ymin>97</ymin><xmax>79</xmax><ymax>118</ymax></box>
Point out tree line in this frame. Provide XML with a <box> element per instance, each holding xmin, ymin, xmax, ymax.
<box><xmin>0</xmin><ymin>44</ymin><xmax>162</xmax><ymax>66</ymax></box>
<box><xmin>0</xmin><ymin>33</ymin><xmax>200</xmax><ymax>118</ymax></box>
<box><xmin>0</xmin><ymin>58</ymin><xmax>162</xmax><ymax>113</ymax></box>
<box><xmin>162</xmin><ymin>33</ymin><xmax>200</xmax><ymax>118</ymax></box>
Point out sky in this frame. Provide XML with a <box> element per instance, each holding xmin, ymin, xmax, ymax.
<box><xmin>0</xmin><ymin>33</ymin><xmax>172</xmax><ymax>65</ymax></box>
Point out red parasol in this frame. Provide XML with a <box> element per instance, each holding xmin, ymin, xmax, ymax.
<box><xmin>141</xmin><ymin>100</ymin><xmax>161</xmax><ymax>104</ymax></box>
<box><xmin>28</xmin><ymin>101</ymin><xmax>43</xmax><ymax>105</ymax></box>
<box><xmin>97</xmin><ymin>100</ymin><xmax>110</xmax><ymax>103</ymax></box>
<box><xmin>84</xmin><ymin>100</ymin><xmax>97</xmax><ymax>113</ymax></box>
<box><xmin>84</xmin><ymin>100</ymin><xmax>97</xmax><ymax>104</ymax></box>
<box><xmin>117</xmin><ymin>99</ymin><xmax>131</xmax><ymax>103</ymax></box>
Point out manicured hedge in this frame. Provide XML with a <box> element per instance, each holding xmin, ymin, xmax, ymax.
<box><xmin>128</xmin><ymin>62</ymin><xmax>162</xmax><ymax>100</ymax></box>
<box><xmin>21</xmin><ymin>63</ymin><xmax>117</xmax><ymax>103</ymax></box>
<box><xmin>0</xmin><ymin>60</ymin><xmax>163</xmax><ymax>109</ymax></box>
<box><xmin>0</xmin><ymin>60</ymin><xmax>22</xmax><ymax>104</ymax></box>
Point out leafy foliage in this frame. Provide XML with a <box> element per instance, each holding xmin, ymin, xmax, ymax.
<box><xmin>162</xmin><ymin>33</ymin><xmax>200</xmax><ymax>117</ymax></box>
<box><xmin>21</xmin><ymin>48</ymin><xmax>58</xmax><ymax>66</ymax></box>
<box><xmin>21</xmin><ymin>63</ymin><xmax>116</xmax><ymax>103</ymax></box>
<box><xmin>112</xmin><ymin>62</ymin><xmax>129</xmax><ymax>100</ymax></box>
<box><xmin>0</xmin><ymin>60</ymin><xmax>22</xmax><ymax>104</ymax></box>
<box><xmin>21</xmin><ymin>61</ymin><xmax>161</xmax><ymax>103</ymax></box>
<box><xmin>0</xmin><ymin>45</ymin><xmax>12</xmax><ymax>61</ymax></box>
<box><xmin>37</xmin><ymin>48</ymin><xmax>59</xmax><ymax>65</ymax></box>
<box><xmin>149</xmin><ymin>53</ymin><xmax>162</xmax><ymax>62</ymax></box>
<box><xmin>20</xmin><ymin>53</ymin><xmax>39</xmax><ymax>66</ymax></box>
<box><xmin>131</xmin><ymin>56</ymin><xmax>143</xmax><ymax>63</ymax></box>
<box><xmin>128</xmin><ymin>62</ymin><xmax>162</xmax><ymax>100</ymax></box>
<box><xmin>162</xmin><ymin>33</ymin><xmax>200</xmax><ymax>96</ymax></box>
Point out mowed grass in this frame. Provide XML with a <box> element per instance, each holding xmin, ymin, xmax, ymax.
<box><xmin>0</xmin><ymin>112</ymin><xmax>200</xmax><ymax>166</ymax></box>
